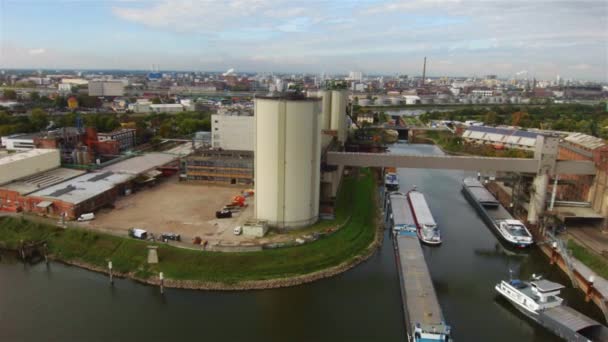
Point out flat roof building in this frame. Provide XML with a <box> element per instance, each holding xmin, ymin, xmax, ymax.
<box><xmin>88</xmin><ymin>80</ymin><xmax>125</xmax><ymax>97</ymax></box>
<box><xmin>211</xmin><ymin>112</ymin><xmax>254</xmax><ymax>151</ymax></box>
<box><xmin>184</xmin><ymin>149</ymin><xmax>253</xmax><ymax>185</ymax></box>
<box><xmin>462</xmin><ymin>126</ymin><xmax>540</xmax><ymax>151</ymax></box>
<box><xmin>0</xmin><ymin>149</ymin><xmax>60</xmax><ymax>185</ymax></box>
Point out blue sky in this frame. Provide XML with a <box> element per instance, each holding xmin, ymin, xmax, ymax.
<box><xmin>1</xmin><ymin>0</ymin><xmax>606</xmax><ymax>81</ymax></box>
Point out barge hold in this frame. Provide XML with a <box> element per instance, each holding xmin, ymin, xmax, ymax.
<box><xmin>407</xmin><ymin>189</ymin><xmax>442</xmax><ymax>245</ymax></box>
<box><xmin>496</xmin><ymin>276</ymin><xmax>608</xmax><ymax>341</ymax></box>
<box><xmin>462</xmin><ymin>177</ymin><xmax>533</xmax><ymax>248</ymax></box>
<box><xmin>387</xmin><ymin>192</ymin><xmax>451</xmax><ymax>341</ymax></box>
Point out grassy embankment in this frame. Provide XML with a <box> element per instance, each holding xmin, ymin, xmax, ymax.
<box><xmin>568</xmin><ymin>239</ymin><xmax>608</xmax><ymax>279</ymax></box>
<box><xmin>421</xmin><ymin>130</ymin><xmax>534</xmax><ymax>158</ymax></box>
<box><xmin>0</xmin><ymin>169</ymin><xmax>377</xmax><ymax>284</ymax></box>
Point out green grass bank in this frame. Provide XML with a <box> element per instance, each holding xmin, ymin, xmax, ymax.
<box><xmin>568</xmin><ymin>239</ymin><xmax>608</xmax><ymax>280</ymax></box>
<box><xmin>0</xmin><ymin>169</ymin><xmax>378</xmax><ymax>286</ymax></box>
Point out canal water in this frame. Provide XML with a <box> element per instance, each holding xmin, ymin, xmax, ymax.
<box><xmin>0</xmin><ymin>143</ymin><xmax>603</xmax><ymax>341</ymax></box>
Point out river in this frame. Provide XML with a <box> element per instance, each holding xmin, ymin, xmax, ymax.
<box><xmin>0</xmin><ymin>143</ymin><xmax>604</xmax><ymax>341</ymax></box>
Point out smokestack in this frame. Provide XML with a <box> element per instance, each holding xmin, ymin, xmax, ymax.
<box><xmin>422</xmin><ymin>57</ymin><xmax>427</xmax><ymax>86</ymax></box>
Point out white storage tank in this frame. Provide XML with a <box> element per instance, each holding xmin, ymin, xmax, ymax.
<box><xmin>254</xmin><ymin>95</ymin><xmax>322</xmax><ymax>229</ymax></box>
<box><xmin>330</xmin><ymin>90</ymin><xmax>347</xmax><ymax>143</ymax></box>
<box><xmin>319</xmin><ymin>90</ymin><xmax>332</xmax><ymax>131</ymax></box>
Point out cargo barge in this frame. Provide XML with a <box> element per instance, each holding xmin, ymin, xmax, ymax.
<box><xmin>407</xmin><ymin>189</ymin><xmax>442</xmax><ymax>245</ymax></box>
<box><xmin>387</xmin><ymin>192</ymin><xmax>451</xmax><ymax>341</ymax></box>
<box><xmin>462</xmin><ymin>177</ymin><xmax>533</xmax><ymax>248</ymax></box>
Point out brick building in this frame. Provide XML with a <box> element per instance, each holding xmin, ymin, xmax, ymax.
<box><xmin>556</xmin><ymin>133</ymin><xmax>606</xmax><ymax>202</ymax></box>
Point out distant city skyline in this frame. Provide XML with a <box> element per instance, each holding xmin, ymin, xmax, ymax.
<box><xmin>1</xmin><ymin>0</ymin><xmax>606</xmax><ymax>81</ymax></box>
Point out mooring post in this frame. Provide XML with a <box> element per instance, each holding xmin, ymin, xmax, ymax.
<box><xmin>108</xmin><ymin>261</ymin><xmax>113</xmax><ymax>285</ymax></box>
<box><xmin>159</xmin><ymin>272</ymin><xmax>164</xmax><ymax>294</ymax></box>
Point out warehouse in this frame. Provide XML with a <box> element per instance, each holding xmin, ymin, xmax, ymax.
<box><xmin>24</xmin><ymin>152</ymin><xmax>178</xmax><ymax>220</ymax></box>
<box><xmin>27</xmin><ymin>171</ymin><xmax>134</xmax><ymax>220</ymax></box>
<box><xmin>0</xmin><ymin>149</ymin><xmax>60</xmax><ymax>184</ymax></box>
<box><xmin>461</xmin><ymin>126</ymin><xmax>540</xmax><ymax>151</ymax></box>
<box><xmin>184</xmin><ymin>149</ymin><xmax>253</xmax><ymax>185</ymax></box>
<box><xmin>0</xmin><ymin>168</ymin><xmax>85</xmax><ymax>212</ymax></box>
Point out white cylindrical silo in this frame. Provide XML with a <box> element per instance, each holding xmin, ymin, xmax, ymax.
<box><xmin>330</xmin><ymin>90</ymin><xmax>347</xmax><ymax>143</ymax></box>
<box><xmin>319</xmin><ymin>90</ymin><xmax>332</xmax><ymax>131</ymax></box>
<box><xmin>254</xmin><ymin>95</ymin><xmax>322</xmax><ymax>229</ymax></box>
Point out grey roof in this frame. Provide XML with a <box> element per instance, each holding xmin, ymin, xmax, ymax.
<box><xmin>1</xmin><ymin>168</ymin><xmax>85</xmax><ymax>195</ymax></box>
<box><xmin>29</xmin><ymin>171</ymin><xmax>134</xmax><ymax>205</ymax></box>
<box><xmin>543</xmin><ymin>305</ymin><xmax>602</xmax><ymax>332</ymax></box>
<box><xmin>101</xmin><ymin>153</ymin><xmax>177</xmax><ymax>175</ymax></box>
<box><xmin>531</xmin><ymin>279</ymin><xmax>565</xmax><ymax>292</ymax></box>
<box><xmin>467</xmin><ymin>125</ymin><xmax>540</xmax><ymax>139</ymax></box>
<box><xmin>564</xmin><ymin>133</ymin><xmax>606</xmax><ymax>150</ymax></box>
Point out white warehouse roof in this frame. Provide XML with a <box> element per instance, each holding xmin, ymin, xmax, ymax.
<box><xmin>564</xmin><ymin>133</ymin><xmax>606</xmax><ymax>150</ymax></box>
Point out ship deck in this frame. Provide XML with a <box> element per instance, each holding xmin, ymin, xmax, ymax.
<box><xmin>396</xmin><ymin>233</ymin><xmax>448</xmax><ymax>334</ymax></box>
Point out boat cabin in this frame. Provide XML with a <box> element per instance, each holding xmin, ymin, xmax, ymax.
<box><xmin>531</xmin><ymin>279</ymin><xmax>564</xmax><ymax>303</ymax></box>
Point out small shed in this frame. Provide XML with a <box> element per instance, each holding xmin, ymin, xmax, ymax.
<box><xmin>243</xmin><ymin>219</ymin><xmax>269</xmax><ymax>237</ymax></box>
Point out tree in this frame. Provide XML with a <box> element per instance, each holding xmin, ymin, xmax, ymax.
<box><xmin>30</xmin><ymin>108</ymin><xmax>49</xmax><ymax>131</ymax></box>
<box><xmin>54</xmin><ymin>96</ymin><xmax>67</xmax><ymax>108</ymax></box>
<box><xmin>3</xmin><ymin>89</ymin><xmax>17</xmax><ymax>100</ymax></box>
<box><xmin>152</xmin><ymin>97</ymin><xmax>162</xmax><ymax>105</ymax></box>
<box><xmin>30</xmin><ymin>91</ymin><xmax>40</xmax><ymax>102</ymax></box>
<box><xmin>484</xmin><ymin>111</ymin><xmax>498</xmax><ymax>125</ymax></box>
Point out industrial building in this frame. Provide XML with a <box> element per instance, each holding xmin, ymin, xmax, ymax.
<box><xmin>150</xmin><ymin>104</ymin><xmax>185</xmax><ymax>113</ymax></box>
<box><xmin>184</xmin><ymin>149</ymin><xmax>253</xmax><ymax>185</ymax></box>
<box><xmin>211</xmin><ymin>112</ymin><xmax>254</xmax><ymax>151</ymax></box>
<box><xmin>556</xmin><ymin>133</ymin><xmax>608</xmax><ymax>208</ymax></box>
<box><xmin>0</xmin><ymin>149</ymin><xmax>60</xmax><ymax>184</ymax></box>
<box><xmin>1</xmin><ymin>133</ymin><xmax>40</xmax><ymax>150</ymax></box>
<box><xmin>0</xmin><ymin>152</ymin><xmax>178</xmax><ymax>219</ymax></box>
<box><xmin>97</xmin><ymin>128</ymin><xmax>136</xmax><ymax>151</ymax></box>
<box><xmin>254</xmin><ymin>95</ymin><xmax>322</xmax><ymax>229</ymax></box>
<box><xmin>88</xmin><ymin>80</ymin><xmax>125</xmax><ymax>97</ymax></box>
<box><xmin>0</xmin><ymin>168</ymin><xmax>85</xmax><ymax>212</ymax></box>
<box><xmin>461</xmin><ymin>126</ymin><xmax>540</xmax><ymax>151</ymax></box>
<box><xmin>27</xmin><ymin>171</ymin><xmax>135</xmax><ymax>220</ymax></box>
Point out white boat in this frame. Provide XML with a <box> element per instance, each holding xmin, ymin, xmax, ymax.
<box><xmin>407</xmin><ymin>189</ymin><xmax>441</xmax><ymax>245</ymax></box>
<box><xmin>495</xmin><ymin>275</ymin><xmax>608</xmax><ymax>341</ymax></box>
<box><xmin>462</xmin><ymin>178</ymin><xmax>533</xmax><ymax>248</ymax></box>
<box><xmin>495</xmin><ymin>276</ymin><xmax>564</xmax><ymax>317</ymax></box>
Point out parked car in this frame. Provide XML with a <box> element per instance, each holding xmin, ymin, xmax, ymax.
<box><xmin>233</xmin><ymin>226</ymin><xmax>242</xmax><ymax>235</ymax></box>
<box><xmin>128</xmin><ymin>228</ymin><xmax>148</xmax><ymax>240</ymax></box>
<box><xmin>216</xmin><ymin>210</ymin><xmax>232</xmax><ymax>219</ymax></box>
<box><xmin>77</xmin><ymin>213</ymin><xmax>95</xmax><ymax>222</ymax></box>
<box><xmin>161</xmin><ymin>233</ymin><xmax>181</xmax><ymax>242</ymax></box>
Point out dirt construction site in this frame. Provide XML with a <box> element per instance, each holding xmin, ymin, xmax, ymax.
<box><xmin>85</xmin><ymin>177</ymin><xmax>256</xmax><ymax>244</ymax></box>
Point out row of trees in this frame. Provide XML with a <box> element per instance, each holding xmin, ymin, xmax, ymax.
<box><xmin>420</xmin><ymin>103</ymin><xmax>608</xmax><ymax>139</ymax></box>
<box><xmin>0</xmin><ymin>109</ymin><xmax>212</xmax><ymax>146</ymax></box>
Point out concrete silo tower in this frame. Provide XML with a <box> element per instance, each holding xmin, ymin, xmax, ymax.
<box><xmin>330</xmin><ymin>90</ymin><xmax>347</xmax><ymax>143</ymax></box>
<box><xmin>254</xmin><ymin>94</ymin><xmax>322</xmax><ymax>229</ymax></box>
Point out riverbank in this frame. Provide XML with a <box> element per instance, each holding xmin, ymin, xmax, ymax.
<box><xmin>0</xmin><ymin>168</ymin><xmax>382</xmax><ymax>290</ymax></box>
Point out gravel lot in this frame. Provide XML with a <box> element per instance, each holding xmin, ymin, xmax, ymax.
<box><xmin>86</xmin><ymin>177</ymin><xmax>255</xmax><ymax>244</ymax></box>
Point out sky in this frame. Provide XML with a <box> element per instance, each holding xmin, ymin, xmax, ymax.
<box><xmin>0</xmin><ymin>0</ymin><xmax>607</xmax><ymax>81</ymax></box>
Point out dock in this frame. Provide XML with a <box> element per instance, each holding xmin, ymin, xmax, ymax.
<box><xmin>386</xmin><ymin>191</ymin><xmax>450</xmax><ymax>341</ymax></box>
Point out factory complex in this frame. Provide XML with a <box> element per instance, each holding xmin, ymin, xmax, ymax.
<box><xmin>0</xmin><ymin>150</ymin><xmax>178</xmax><ymax>220</ymax></box>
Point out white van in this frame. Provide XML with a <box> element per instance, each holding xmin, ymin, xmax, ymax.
<box><xmin>233</xmin><ymin>226</ymin><xmax>242</xmax><ymax>235</ymax></box>
<box><xmin>77</xmin><ymin>213</ymin><xmax>95</xmax><ymax>222</ymax></box>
